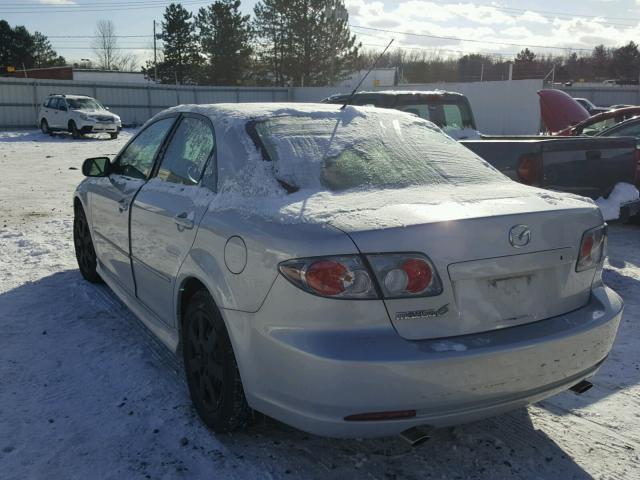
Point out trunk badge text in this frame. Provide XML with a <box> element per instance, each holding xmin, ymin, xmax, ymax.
<box><xmin>509</xmin><ymin>224</ymin><xmax>531</xmax><ymax>248</ymax></box>
<box><xmin>396</xmin><ymin>304</ymin><xmax>449</xmax><ymax>321</ymax></box>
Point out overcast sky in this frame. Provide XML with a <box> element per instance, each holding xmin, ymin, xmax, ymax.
<box><xmin>2</xmin><ymin>0</ymin><xmax>640</xmax><ymax>65</ymax></box>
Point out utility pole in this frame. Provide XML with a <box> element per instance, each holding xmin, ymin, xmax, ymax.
<box><xmin>153</xmin><ymin>20</ymin><xmax>158</xmax><ymax>83</ymax></box>
<box><xmin>480</xmin><ymin>63</ymin><xmax>484</xmax><ymax>82</ymax></box>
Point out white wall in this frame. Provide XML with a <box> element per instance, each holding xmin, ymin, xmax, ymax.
<box><xmin>0</xmin><ymin>77</ymin><xmax>543</xmax><ymax>134</ymax></box>
<box><xmin>292</xmin><ymin>79</ymin><xmax>544</xmax><ymax>135</ymax></box>
<box><xmin>73</xmin><ymin>71</ymin><xmax>150</xmax><ymax>84</ymax></box>
<box><xmin>560</xmin><ymin>85</ymin><xmax>640</xmax><ymax>108</ymax></box>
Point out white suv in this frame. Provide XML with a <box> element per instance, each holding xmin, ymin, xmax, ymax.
<box><xmin>38</xmin><ymin>94</ymin><xmax>122</xmax><ymax>139</ymax></box>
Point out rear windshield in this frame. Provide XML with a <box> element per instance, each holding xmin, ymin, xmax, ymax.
<box><xmin>67</xmin><ymin>98</ymin><xmax>103</xmax><ymax>110</ymax></box>
<box><xmin>250</xmin><ymin>110</ymin><xmax>506</xmax><ymax>192</ymax></box>
<box><xmin>395</xmin><ymin>97</ymin><xmax>476</xmax><ymax>131</ymax></box>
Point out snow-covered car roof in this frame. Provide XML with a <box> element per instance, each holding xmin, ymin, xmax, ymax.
<box><xmin>159</xmin><ymin>102</ymin><xmax>383</xmax><ymax>124</ymax></box>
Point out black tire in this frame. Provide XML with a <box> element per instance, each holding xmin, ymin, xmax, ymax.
<box><xmin>73</xmin><ymin>205</ymin><xmax>102</xmax><ymax>283</ymax></box>
<box><xmin>183</xmin><ymin>290</ymin><xmax>251</xmax><ymax>433</ymax></box>
<box><xmin>40</xmin><ymin>119</ymin><xmax>51</xmax><ymax>135</ymax></box>
<box><xmin>69</xmin><ymin>121</ymin><xmax>82</xmax><ymax>139</ymax></box>
<box><xmin>109</xmin><ymin>132</ymin><xmax>118</xmax><ymax>140</ymax></box>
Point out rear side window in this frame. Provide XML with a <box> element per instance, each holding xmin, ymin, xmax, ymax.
<box><xmin>612</xmin><ymin>121</ymin><xmax>640</xmax><ymax>138</ymax></box>
<box><xmin>116</xmin><ymin>117</ymin><xmax>175</xmax><ymax>179</ymax></box>
<box><xmin>157</xmin><ymin>117</ymin><xmax>215</xmax><ymax>185</ymax></box>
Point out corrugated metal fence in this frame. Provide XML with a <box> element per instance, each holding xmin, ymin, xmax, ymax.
<box><xmin>560</xmin><ymin>85</ymin><xmax>640</xmax><ymax>108</ymax></box>
<box><xmin>0</xmin><ymin>77</ymin><xmax>544</xmax><ymax>134</ymax></box>
<box><xmin>0</xmin><ymin>77</ymin><xmax>290</xmax><ymax>128</ymax></box>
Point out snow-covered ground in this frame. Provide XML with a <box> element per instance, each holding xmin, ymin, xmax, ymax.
<box><xmin>1</xmin><ymin>129</ymin><xmax>639</xmax><ymax>480</ymax></box>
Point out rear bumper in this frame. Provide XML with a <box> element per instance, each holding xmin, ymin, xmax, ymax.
<box><xmin>234</xmin><ymin>284</ymin><xmax>623</xmax><ymax>438</ymax></box>
<box><xmin>618</xmin><ymin>198</ymin><xmax>640</xmax><ymax>222</ymax></box>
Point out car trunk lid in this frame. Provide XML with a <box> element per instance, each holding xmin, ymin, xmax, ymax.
<box><xmin>330</xmin><ymin>186</ymin><xmax>602</xmax><ymax>340</ymax></box>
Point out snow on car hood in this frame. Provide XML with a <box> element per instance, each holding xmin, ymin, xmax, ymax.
<box><xmin>73</xmin><ymin>109</ymin><xmax>118</xmax><ymax>118</ymax></box>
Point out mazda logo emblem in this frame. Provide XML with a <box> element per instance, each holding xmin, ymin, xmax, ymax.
<box><xmin>509</xmin><ymin>225</ymin><xmax>531</xmax><ymax>248</ymax></box>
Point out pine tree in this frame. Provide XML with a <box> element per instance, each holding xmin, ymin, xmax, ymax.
<box><xmin>196</xmin><ymin>0</ymin><xmax>253</xmax><ymax>85</ymax></box>
<box><xmin>253</xmin><ymin>0</ymin><xmax>359</xmax><ymax>86</ymax></box>
<box><xmin>32</xmin><ymin>32</ymin><xmax>66</xmax><ymax>68</ymax></box>
<box><xmin>160</xmin><ymin>3</ymin><xmax>200</xmax><ymax>84</ymax></box>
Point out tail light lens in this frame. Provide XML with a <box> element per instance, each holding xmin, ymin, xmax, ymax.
<box><xmin>279</xmin><ymin>256</ymin><xmax>377</xmax><ymax>299</ymax></box>
<box><xmin>279</xmin><ymin>253</ymin><xmax>443</xmax><ymax>299</ymax></box>
<box><xmin>517</xmin><ymin>154</ymin><xmax>543</xmax><ymax>186</ymax></box>
<box><xmin>367</xmin><ymin>253</ymin><xmax>443</xmax><ymax>298</ymax></box>
<box><xmin>576</xmin><ymin>225</ymin><xmax>607</xmax><ymax>272</ymax></box>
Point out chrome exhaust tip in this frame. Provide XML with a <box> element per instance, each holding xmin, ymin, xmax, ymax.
<box><xmin>570</xmin><ymin>380</ymin><xmax>593</xmax><ymax>395</ymax></box>
<box><xmin>399</xmin><ymin>426</ymin><xmax>432</xmax><ymax>446</ymax></box>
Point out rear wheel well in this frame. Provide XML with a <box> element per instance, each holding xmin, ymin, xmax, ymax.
<box><xmin>178</xmin><ymin>277</ymin><xmax>209</xmax><ymax>332</ymax></box>
<box><xmin>73</xmin><ymin>197</ymin><xmax>83</xmax><ymax>214</ymax></box>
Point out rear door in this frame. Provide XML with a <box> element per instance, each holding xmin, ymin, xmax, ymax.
<box><xmin>130</xmin><ymin>114</ymin><xmax>216</xmax><ymax>326</ymax></box>
<box><xmin>49</xmin><ymin>98</ymin><xmax>63</xmax><ymax>128</ymax></box>
<box><xmin>541</xmin><ymin>137</ymin><xmax>637</xmax><ymax>198</ymax></box>
<box><xmin>90</xmin><ymin>116</ymin><xmax>177</xmax><ymax>294</ymax></box>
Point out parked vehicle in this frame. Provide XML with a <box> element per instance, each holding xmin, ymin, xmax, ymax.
<box><xmin>574</xmin><ymin>97</ymin><xmax>609</xmax><ymax>115</ymax></box>
<box><xmin>74</xmin><ymin>103</ymin><xmax>623</xmax><ymax>438</ymax></box>
<box><xmin>324</xmin><ymin>91</ymin><xmax>639</xmax><ymax>205</ymax></box>
<box><xmin>538</xmin><ymin>89</ymin><xmax>640</xmax><ymax>136</ymax></box>
<box><xmin>38</xmin><ymin>94</ymin><xmax>122</xmax><ymax>139</ymax></box>
<box><xmin>323</xmin><ymin>90</ymin><xmax>479</xmax><ymax>140</ymax></box>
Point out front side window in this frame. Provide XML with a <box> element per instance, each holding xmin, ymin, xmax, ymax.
<box><xmin>116</xmin><ymin>117</ymin><xmax>175</xmax><ymax>179</ymax></box>
<box><xmin>157</xmin><ymin>117</ymin><xmax>215</xmax><ymax>185</ymax></box>
<box><xmin>251</xmin><ymin>111</ymin><xmax>506</xmax><ymax>192</ymax></box>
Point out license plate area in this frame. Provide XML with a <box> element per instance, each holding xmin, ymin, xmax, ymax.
<box><xmin>448</xmin><ymin>247</ymin><xmax>590</xmax><ymax>332</ymax></box>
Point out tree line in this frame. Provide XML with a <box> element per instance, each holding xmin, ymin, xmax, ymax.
<box><xmin>146</xmin><ymin>0</ymin><xmax>359</xmax><ymax>86</ymax></box>
<box><xmin>0</xmin><ymin>20</ymin><xmax>66</xmax><ymax>71</ymax></box>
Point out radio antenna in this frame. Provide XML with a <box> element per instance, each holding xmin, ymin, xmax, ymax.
<box><xmin>340</xmin><ymin>38</ymin><xmax>394</xmax><ymax>110</ymax></box>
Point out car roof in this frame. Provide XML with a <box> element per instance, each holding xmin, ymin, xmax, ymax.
<box><xmin>48</xmin><ymin>94</ymin><xmax>93</xmax><ymax>99</ymax></box>
<box><xmin>324</xmin><ymin>90</ymin><xmax>467</xmax><ymax>101</ymax></box>
<box><xmin>157</xmin><ymin>102</ymin><xmax>402</xmax><ymax>124</ymax></box>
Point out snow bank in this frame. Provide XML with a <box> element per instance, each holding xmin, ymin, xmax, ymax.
<box><xmin>595</xmin><ymin>182</ymin><xmax>640</xmax><ymax>221</ymax></box>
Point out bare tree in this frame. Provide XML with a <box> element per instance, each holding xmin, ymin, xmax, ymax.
<box><xmin>92</xmin><ymin>19</ymin><xmax>137</xmax><ymax>70</ymax></box>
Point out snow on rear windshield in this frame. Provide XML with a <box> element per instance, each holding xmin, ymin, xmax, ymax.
<box><xmin>252</xmin><ymin>111</ymin><xmax>506</xmax><ymax>192</ymax></box>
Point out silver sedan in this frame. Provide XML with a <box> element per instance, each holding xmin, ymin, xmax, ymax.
<box><xmin>73</xmin><ymin>103</ymin><xmax>623</xmax><ymax>439</ymax></box>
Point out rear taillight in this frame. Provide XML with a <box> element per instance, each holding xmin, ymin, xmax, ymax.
<box><xmin>279</xmin><ymin>256</ymin><xmax>376</xmax><ymax>299</ymax></box>
<box><xmin>576</xmin><ymin>225</ymin><xmax>607</xmax><ymax>272</ymax></box>
<box><xmin>279</xmin><ymin>253</ymin><xmax>443</xmax><ymax>299</ymax></box>
<box><xmin>367</xmin><ymin>253</ymin><xmax>443</xmax><ymax>298</ymax></box>
<box><xmin>517</xmin><ymin>154</ymin><xmax>543</xmax><ymax>186</ymax></box>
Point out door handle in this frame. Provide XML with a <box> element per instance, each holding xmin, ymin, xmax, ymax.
<box><xmin>174</xmin><ymin>211</ymin><xmax>194</xmax><ymax>230</ymax></box>
<box><xmin>118</xmin><ymin>198</ymin><xmax>129</xmax><ymax>212</ymax></box>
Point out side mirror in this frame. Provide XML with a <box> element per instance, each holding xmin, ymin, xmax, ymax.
<box><xmin>105</xmin><ymin>106</ymin><xmax>110</xmax><ymax>110</ymax></box>
<box><xmin>82</xmin><ymin>157</ymin><xmax>112</xmax><ymax>177</ymax></box>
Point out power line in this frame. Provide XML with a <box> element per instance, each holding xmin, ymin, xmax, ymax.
<box><xmin>0</xmin><ymin>0</ymin><xmax>208</xmax><ymax>14</ymax></box>
<box><xmin>350</xmin><ymin>24</ymin><xmax>593</xmax><ymax>52</ymax></box>
<box><xmin>48</xmin><ymin>35</ymin><xmax>153</xmax><ymax>38</ymax></box>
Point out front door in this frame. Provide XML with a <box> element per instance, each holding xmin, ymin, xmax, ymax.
<box><xmin>91</xmin><ymin>116</ymin><xmax>177</xmax><ymax>294</ymax></box>
<box><xmin>130</xmin><ymin>115</ymin><xmax>216</xmax><ymax>326</ymax></box>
